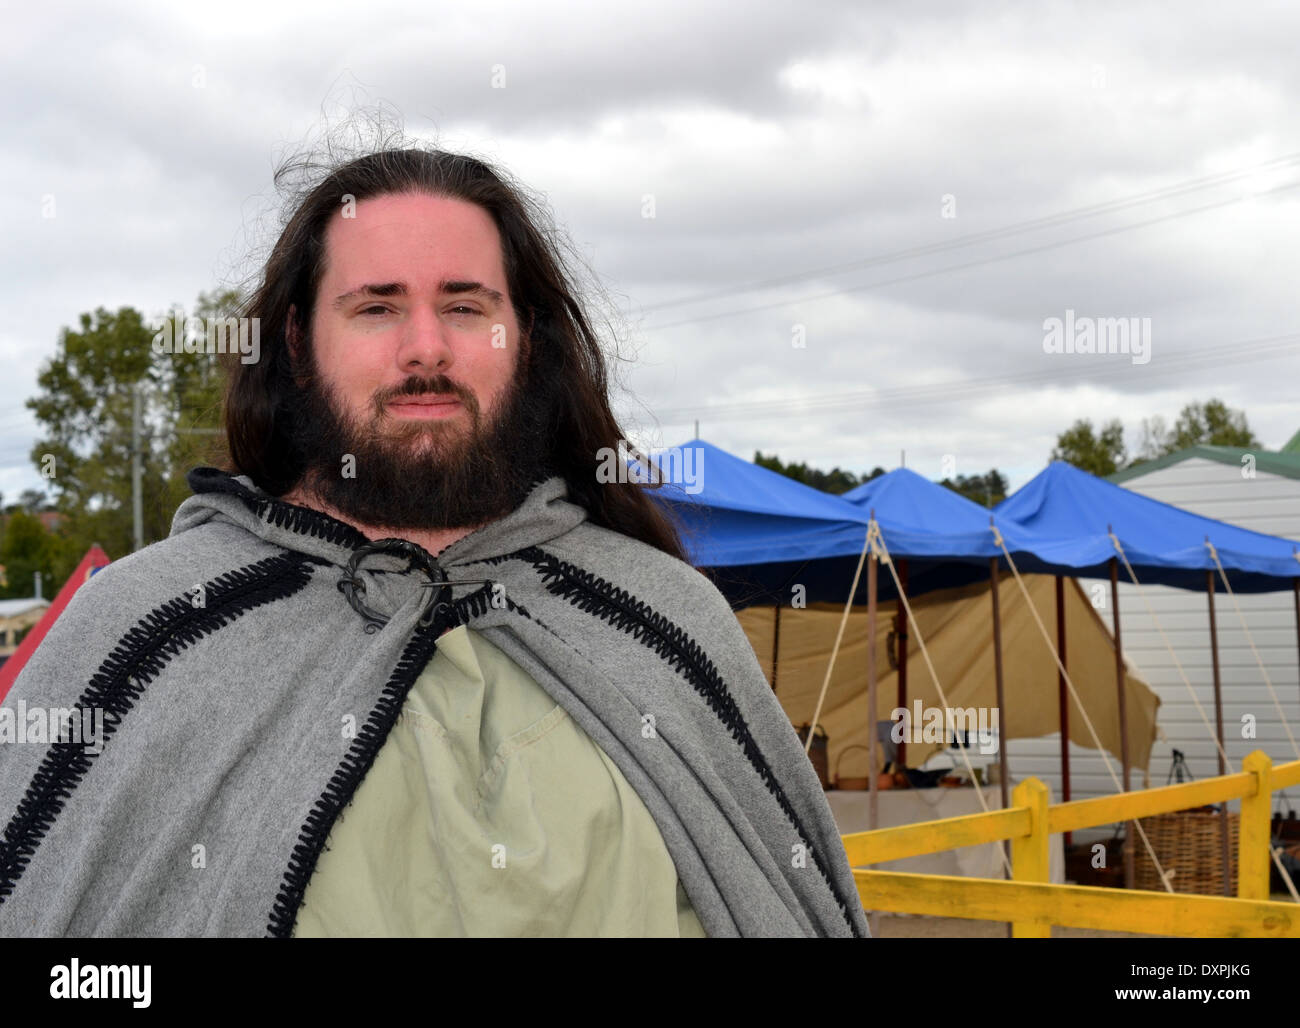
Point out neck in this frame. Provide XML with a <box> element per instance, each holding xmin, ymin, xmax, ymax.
<box><xmin>279</xmin><ymin>482</ymin><xmax>482</xmax><ymax>559</ymax></box>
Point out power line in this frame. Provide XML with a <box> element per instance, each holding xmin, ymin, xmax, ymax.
<box><xmin>635</xmin><ymin>151</ymin><xmax>1300</xmax><ymax>314</ymax></box>
<box><xmin>639</xmin><ymin>177</ymin><xmax>1300</xmax><ymax>332</ymax></box>
<box><xmin>643</xmin><ymin>332</ymin><xmax>1300</xmax><ymax>426</ymax></box>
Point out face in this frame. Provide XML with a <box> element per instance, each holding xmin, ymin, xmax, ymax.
<box><xmin>283</xmin><ymin>191</ymin><xmax>555</xmax><ymax>531</ymax></box>
<box><xmin>310</xmin><ymin>192</ymin><xmax>521</xmax><ymax>449</ymax></box>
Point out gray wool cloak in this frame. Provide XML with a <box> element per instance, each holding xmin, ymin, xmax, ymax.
<box><xmin>0</xmin><ymin>468</ymin><xmax>869</xmax><ymax>938</ymax></box>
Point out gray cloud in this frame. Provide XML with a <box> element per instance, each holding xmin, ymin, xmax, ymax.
<box><xmin>3</xmin><ymin>0</ymin><xmax>1299</xmax><ymax>508</ymax></box>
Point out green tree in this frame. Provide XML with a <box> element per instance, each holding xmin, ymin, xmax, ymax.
<box><xmin>1132</xmin><ymin>398</ymin><xmax>1259</xmax><ymax>465</ymax></box>
<box><xmin>754</xmin><ymin>452</ymin><xmax>884</xmax><ymax>494</ymax></box>
<box><xmin>0</xmin><ymin>510</ymin><xmax>69</xmax><ymax>600</ymax></box>
<box><xmin>941</xmin><ymin>470</ymin><xmax>1008</xmax><ymax>507</ymax></box>
<box><xmin>25</xmin><ymin>291</ymin><xmax>234</xmax><ymax>562</ymax></box>
<box><xmin>158</xmin><ymin>290</ymin><xmax>238</xmax><ymax>517</ymax></box>
<box><xmin>1169</xmin><ymin>398</ymin><xmax>1259</xmax><ymax>451</ymax></box>
<box><xmin>26</xmin><ymin>305</ymin><xmax>157</xmax><ymax>562</ymax></box>
<box><xmin>1051</xmin><ymin>418</ymin><xmax>1126</xmax><ymax>476</ymax></box>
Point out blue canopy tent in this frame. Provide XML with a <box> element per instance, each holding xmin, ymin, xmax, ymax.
<box><xmin>647</xmin><ymin>440</ymin><xmax>876</xmax><ymax>608</ymax></box>
<box><xmin>839</xmin><ymin>466</ymin><xmax>1057</xmax><ymax>595</ymax></box>
<box><xmin>652</xmin><ymin>444</ymin><xmax>1053</xmax><ymax>608</ymax></box>
<box><xmin>995</xmin><ymin>461</ymin><xmax>1300</xmax><ymax>887</ymax></box>
<box><xmin>994</xmin><ymin>461</ymin><xmax>1300</xmax><ymax>592</ymax></box>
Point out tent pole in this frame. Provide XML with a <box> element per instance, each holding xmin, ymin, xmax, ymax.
<box><xmin>867</xmin><ymin>551</ymin><xmax>879</xmax><ymax>832</ymax></box>
<box><xmin>989</xmin><ymin>558</ymin><xmax>1010</xmax><ymax>813</ymax></box>
<box><xmin>770</xmin><ymin>603</ymin><xmax>781</xmax><ymax>692</ymax></box>
<box><xmin>867</xmin><ymin>524</ymin><xmax>880</xmax><ymax>939</ymax></box>
<box><xmin>989</xmin><ymin>557</ymin><xmax>1012</xmax><ymax>911</ymax></box>
<box><xmin>1110</xmin><ymin>556</ymin><xmax>1134</xmax><ymax>889</ymax></box>
<box><xmin>989</xmin><ymin>557</ymin><xmax>1012</xmax><ymax>938</ymax></box>
<box><xmin>896</xmin><ymin>558</ymin><xmax>909</xmax><ymax>769</ymax></box>
<box><xmin>1207</xmin><ymin>570</ymin><xmax>1231</xmax><ymax>896</ymax></box>
<box><xmin>1056</xmin><ymin>575</ymin><xmax>1071</xmax><ymax>848</ymax></box>
<box><xmin>1294</xmin><ymin>578</ymin><xmax>1300</xmax><ymax>708</ymax></box>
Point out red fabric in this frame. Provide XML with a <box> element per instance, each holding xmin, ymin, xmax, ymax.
<box><xmin>0</xmin><ymin>546</ymin><xmax>111</xmax><ymax>703</ymax></box>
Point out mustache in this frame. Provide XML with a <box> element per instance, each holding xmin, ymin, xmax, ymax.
<box><xmin>372</xmin><ymin>374</ymin><xmax>480</xmax><ymax>415</ymax></box>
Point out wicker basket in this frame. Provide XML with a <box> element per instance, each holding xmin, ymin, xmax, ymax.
<box><xmin>1133</xmin><ymin>810</ymin><xmax>1239</xmax><ymax>895</ymax></box>
<box><xmin>833</xmin><ymin>744</ymin><xmax>874</xmax><ymax>790</ymax></box>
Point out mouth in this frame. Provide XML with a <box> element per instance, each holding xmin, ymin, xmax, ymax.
<box><xmin>387</xmin><ymin>395</ymin><xmax>463</xmax><ymax>419</ymax></box>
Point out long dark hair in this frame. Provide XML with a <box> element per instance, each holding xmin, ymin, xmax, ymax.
<box><xmin>222</xmin><ymin>146</ymin><xmax>685</xmax><ymax>560</ymax></box>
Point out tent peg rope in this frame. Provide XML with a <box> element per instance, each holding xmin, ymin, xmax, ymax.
<box><xmin>1109</xmin><ymin>533</ymin><xmax>1297</xmax><ymax>901</ymax></box>
<box><xmin>804</xmin><ymin>527</ymin><xmax>872</xmax><ymax>758</ymax></box>
<box><xmin>991</xmin><ymin>525</ymin><xmax>1174</xmax><ymax>893</ymax></box>
<box><xmin>871</xmin><ymin>521</ymin><xmax>1014</xmax><ymax>879</ymax></box>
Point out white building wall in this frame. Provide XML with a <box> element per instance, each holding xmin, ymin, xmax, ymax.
<box><xmin>1004</xmin><ymin>457</ymin><xmax>1300</xmax><ymax>840</ymax></box>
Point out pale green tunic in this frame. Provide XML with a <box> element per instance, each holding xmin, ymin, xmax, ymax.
<box><xmin>293</xmin><ymin>624</ymin><xmax>706</xmax><ymax>937</ymax></box>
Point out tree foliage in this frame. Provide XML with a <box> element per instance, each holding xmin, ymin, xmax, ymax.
<box><xmin>753</xmin><ymin>452</ymin><xmax>884</xmax><ymax>494</ymax></box>
<box><xmin>0</xmin><ymin>510</ymin><xmax>73</xmax><ymax>600</ymax></box>
<box><xmin>1051</xmin><ymin>418</ymin><xmax>1127</xmax><ymax>477</ymax></box>
<box><xmin>940</xmin><ymin>470</ymin><xmax>1008</xmax><ymax>507</ymax></box>
<box><xmin>22</xmin><ymin>291</ymin><xmax>235</xmax><ymax>586</ymax></box>
<box><xmin>1135</xmin><ymin>398</ymin><xmax>1260</xmax><ymax>461</ymax></box>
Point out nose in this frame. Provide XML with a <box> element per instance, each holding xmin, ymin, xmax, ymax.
<box><xmin>395</xmin><ymin>303</ymin><xmax>453</xmax><ymax>374</ymax></box>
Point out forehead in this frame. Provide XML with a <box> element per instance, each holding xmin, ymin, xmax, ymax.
<box><xmin>317</xmin><ymin>192</ymin><xmax>508</xmax><ymax>289</ymax></box>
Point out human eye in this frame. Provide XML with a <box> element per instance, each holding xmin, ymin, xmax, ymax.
<box><xmin>359</xmin><ymin>304</ymin><xmax>392</xmax><ymax>316</ymax></box>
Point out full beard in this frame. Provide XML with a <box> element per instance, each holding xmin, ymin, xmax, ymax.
<box><xmin>281</xmin><ymin>349</ymin><xmax>555</xmax><ymax>532</ymax></box>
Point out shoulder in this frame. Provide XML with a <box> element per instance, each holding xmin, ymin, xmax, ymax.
<box><xmin>523</xmin><ymin>519</ymin><xmax>764</xmax><ymax>684</ymax></box>
<box><xmin>72</xmin><ymin>525</ymin><xmax>287</xmax><ymax>609</ymax></box>
<box><xmin>24</xmin><ymin>526</ymin><xmax>291</xmax><ymax>668</ymax></box>
<box><xmin>539</xmin><ymin>519</ymin><xmax>735</xmax><ymax>619</ymax></box>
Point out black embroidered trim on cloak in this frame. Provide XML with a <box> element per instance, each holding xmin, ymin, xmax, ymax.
<box><xmin>266</xmin><ymin>603</ymin><xmax>436</xmax><ymax>936</ymax></box>
<box><xmin>187</xmin><ymin>466</ymin><xmax>372</xmax><ymax>551</ymax></box>
<box><xmin>0</xmin><ymin>552</ymin><xmax>317</xmax><ymax>905</ymax></box>
<box><xmin>508</xmin><ymin>545</ymin><xmax>863</xmax><ymax>937</ymax></box>
<box><xmin>445</xmin><ymin>580</ymin><xmax>532</xmax><ymax>622</ymax></box>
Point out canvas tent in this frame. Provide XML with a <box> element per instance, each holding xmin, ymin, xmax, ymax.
<box><xmin>738</xmin><ymin>573</ymin><xmax>1160</xmax><ymax>781</ymax></box>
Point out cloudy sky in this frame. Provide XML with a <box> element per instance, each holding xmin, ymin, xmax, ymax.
<box><xmin>3</xmin><ymin>0</ymin><xmax>1298</xmax><ymax>505</ymax></box>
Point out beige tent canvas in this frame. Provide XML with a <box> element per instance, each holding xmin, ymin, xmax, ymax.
<box><xmin>737</xmin><ymin>573</ymin><xmax>1160</xmax><ymax>782</ymax></box>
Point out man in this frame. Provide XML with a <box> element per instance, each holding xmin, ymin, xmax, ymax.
<box><xmin>0</xmin><ymin>147</ymin><xmax>868</xmax><ymax>938</ymax></box>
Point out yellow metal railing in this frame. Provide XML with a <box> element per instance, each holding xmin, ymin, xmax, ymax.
<box><xmin>840</xmin><ymin>750</ymin><xmax>1300</xmax><ymax>938</ymax></box>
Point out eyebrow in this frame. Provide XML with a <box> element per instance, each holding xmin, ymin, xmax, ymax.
<box><xmin>332</xmin><ymin>280</ymin><xmax>506</xmax><ymax>309</ymax></box>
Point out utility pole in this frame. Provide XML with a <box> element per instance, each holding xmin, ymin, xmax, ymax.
<box><xmin>34</xmin><ymin>570</ymin><xmax>42</xmax><ymax>601</ymax></box>
<box><xmin>132</xmin><ymin>381</ymin><xmax>143</xmax><ymax>553</ymax></box>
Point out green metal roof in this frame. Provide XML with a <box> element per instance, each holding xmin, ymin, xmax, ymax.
<box><xmin>1108</xmin><ymin>444</ymin><xmax>1300</xmax><ymax>484</ymax></box>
